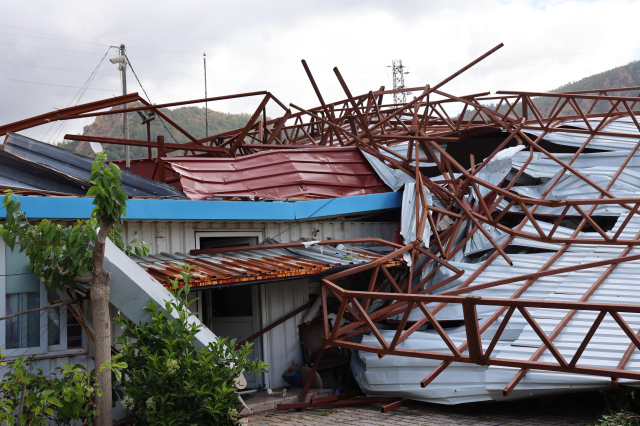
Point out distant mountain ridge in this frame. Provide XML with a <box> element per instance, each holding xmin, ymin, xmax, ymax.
<box><xmin>530</xmin><ymin>60</ymin><xmax>640</xmax><ymax>116</ymax></box>
<box><xmin>550</xmin><ymin>60</ymin><xmax>640</xmax><ymax>95</ymax></box>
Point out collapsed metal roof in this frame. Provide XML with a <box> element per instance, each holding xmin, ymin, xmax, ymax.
<box><xmin>163</xmin><ymin>146</ymin><xmax>391</xmax><ymax>200</ymax></box>
<box><xmin>130</xmin><ymin>241</ymin><xmax>402</xmax><ymax>290</ymax></box>
<box><xmin>0</xmin><ymin>149</ymin><xmax>89</xmax><ymax>195</ymax></box>
<box><xmin>3</xmin><ymin>132</ymin><xmax>186</xmax><ymax>198</ymax></box>
<box><xmin>6</xmin><ymin>42</ymin><xmax>640</xmax><ymax>409</ymax></box>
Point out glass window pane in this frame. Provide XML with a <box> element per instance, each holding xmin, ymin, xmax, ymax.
<box><xmin>6</xmin><ymin>292</ymin><xmax>40</xmax><ymax>349</ymax></box>
<box><xmin>6</xmin><ymin>244</ymin><xmax>39</xmax><ymax>294</ymax></box>
<box><xmin>67</xmin><ymin>309</ymin><xmax>82</xmax><ymax>349</ymax></box>
<box><xmin>47</xmin><ymin>306</ymin><xmax>60</xmax><ymax>346</ymax></box>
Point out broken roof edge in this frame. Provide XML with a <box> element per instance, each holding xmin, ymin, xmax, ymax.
<box><xmin>0</xmin><ymin>191</ymin><xmax>402</xmax><ymax>221</ymax></box>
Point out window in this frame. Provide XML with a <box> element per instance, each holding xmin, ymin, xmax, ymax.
<box><xmin>66</xmin><ymin>309</ymin><xmax>83</xmax><ymax>349</ymax></box>
<box><xmin>47</xmin><ymin>291</ymin><xmax>61</xmax><ymax>346</ymax></box>
<box><xmin>6</xmin><ymin>292</ymin><xmax>40</xmax><ymax>349</ymax></box>
<box><xmin>2</xmin><ymin>243</ymin><xmax>83</xmax><ymax>354</ymax></box>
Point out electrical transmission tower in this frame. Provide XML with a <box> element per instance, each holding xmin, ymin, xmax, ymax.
<box><xmin>388</xmin><ymin>60</ymin><xmax>409</xmax><ymax>104</ymax></box>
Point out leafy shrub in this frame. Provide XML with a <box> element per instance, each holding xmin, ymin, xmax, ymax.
<box><xmin>114</xmin><ymin>266</ymin><xmax>268</xmax><ymax>426</ymax></box>
<box><xmin>0</xmin><ymin>355</ymin><xmax>101</xmax><ymax>425</ymax></box>
<box><xmin>589</xmin><ymin>410</ymin><xmax>640</xmax><ymax>426</ymax></box>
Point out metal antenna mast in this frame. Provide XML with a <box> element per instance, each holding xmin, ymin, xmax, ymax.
<box><xmin>389</xmin><ymin>59</ymin><xmax>409</xmax><ymax>104</ymax></box>
<box><xmin>120</xmin><ymin>44</ymin><xmax>129</xmax><ymax>169</ymax></box>
<box><xmin>204</xmin><ymin>52</ymin><xmax>209</xmax><ymax>138</ymax></box>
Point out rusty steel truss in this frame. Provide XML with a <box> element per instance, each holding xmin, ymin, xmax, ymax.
<box><xmin>6</xmin><ymin>42</ymin><xmax>640</xmax><ymax>402</ymax></box>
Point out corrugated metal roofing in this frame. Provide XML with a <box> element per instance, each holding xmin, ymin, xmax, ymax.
<box><xmin>109</xmin><ymin>158</ymin><xmax>182</xmax><ymax>190</ymax></box>
<box><xmin>0</xmin><ymin>149</ymin><xmax>89</xmax><ymax>196</ymax></box>
<box><xmin>525</xmin><ymin>116</ymin><xmax>640</xmax><ymax>152</ymax></box>
<box><xmin>163</xmin><ymin>146</ymin><xmax>391</xmax><ymax>200</ymax></box>
<box><xmin>350</xmin><ymin>139</ymin><xmax>640</xmax><ymax>404</ymax></box>
<box><xmin>4</xmin><ymin>132</ymin><xmax>186</xmax><ymax>198</ymax></box>
<box><xmin>130</xmin><ymin>243</ymin><xmax>402</xmax><ymax>290</ymax></box>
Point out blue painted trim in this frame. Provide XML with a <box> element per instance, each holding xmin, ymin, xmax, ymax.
<box><xmin>0</xmin><ymin>192</ymin><xmax>402</xmax><ymax>221</ymax></box>
<box><xmin>293</xmin><ymin>192</ymin><xmax>402</xmax><ymax>219</ymax></box>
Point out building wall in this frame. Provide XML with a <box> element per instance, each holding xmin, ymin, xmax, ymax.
<box><xmin>0</xmin><ymin>219</ymin><xmax>397</xmax><ymax>396</ymax></box>
<box><xmin>120</xmin><ymin>219</ymin><xmax>396</xmax><ymax>390</ymax></box>
<box><xmin>260</xmin><ymin>279</ymin><xmax>310</xmax><ymax>389</ymax></box>
<box><xmin>119</xmin><ymin>220</ymin><xmax>397</xmax><ymax>256</ymax></box>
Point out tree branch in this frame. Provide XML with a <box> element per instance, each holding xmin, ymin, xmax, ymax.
<box><xmin>0</xmin><ymin>299</ymin><xmax>79</xmax><ymax>322</ymax></box>
<box><xmin>55</xmin><ymin>264</ymin><xmax>93</xmax><ymax>283</ymax></box>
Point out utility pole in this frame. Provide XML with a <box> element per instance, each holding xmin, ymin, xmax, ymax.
<box><xmin>388</xmin><ymin>60</ymin><xmax>409</xmax><ymax>104</ymax></box>
<box><xmin>204</xmin><ymin>52</ymin><xmax>208</xmax><ymax>138</ymax></box>
<box><xmin>120</xmin><ymin>44</ymin><xmax>130</xmax><ymax>170</ymax></box>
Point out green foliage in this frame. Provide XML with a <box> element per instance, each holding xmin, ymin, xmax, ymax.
<box><xmin>114</xmin><ymin>266</ymin><xmax>268</xmax><ymax>426</ymax></box>
<box><xmin>0</xmin><ymin>152</ymin><xmax>150</xmax><ymax>292</ymax></box>
<box><xmin>589</xmin><ymin>410</ymin><xmax>640</xmax><ymax>426</ymax></box>
<box><xmin>609</xmin><ymin>388</ymin><xmax>640</xmax><ymax>412</ymax></box>
<box><xmin>85</xmin><ymin>151</ymin><xmax>128</xmax><ymax>227</ymax></box>
<box><xmin>0</xmin><ymin>353</ymin><xmax>101</xmax><ymax>426</ymax></box>
<box><xmin>98</xmin><ymin>353</ymin><xmax>128</xmax><ymax>382</ymax></box>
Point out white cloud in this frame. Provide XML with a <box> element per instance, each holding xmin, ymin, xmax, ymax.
<box><xmin>1</xmin><ymin>0</ymin><xmax>639</xmax><ymax>141</ymax></box>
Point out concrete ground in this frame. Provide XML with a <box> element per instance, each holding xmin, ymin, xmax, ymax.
<box><xmin>247</xmin><ymin>391</ymin><xmax>606</xmax><ymax>426</ymax></box>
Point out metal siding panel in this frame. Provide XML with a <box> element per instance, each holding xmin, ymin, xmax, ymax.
<box><xmin>142</xmin><ymin>222</ymin><xmax>155</xmax><ymax>254</ymax></box>
<box><xmin>156</xmin><ymin>223</ymin><xmax>168</xmax><ymax>254</ymax></box>
<box><xmin>169</xmin><ymin>222</ymin><xmax>181</xmax><ymax>254</ymax></box>
<box><xmin>263</xmin><ymin>279</ymin><xmax>309</xmax><ymax>388</ymax></box>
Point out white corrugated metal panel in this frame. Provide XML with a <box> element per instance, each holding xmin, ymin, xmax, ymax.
<box><xmin>260</xmin><ymin>279</ymin><xmax>309</xmax><ymax>389</ymax></box>
<box><xmin>356</xmin><ymin>248</ymin><xmax>640</xmax><ymax>402</ymax></box>
<box><xmin>500</xmin><ymin>173</ymin><xmax>640</xmax><ymax>216</ymax></box>
<box><xmin>120</xmin><ymin>220</ymin><xmax>398</xmax><ymax>257</ymax></box>
<box><xmin>511</xmin><ymin>150</ymin><xmax>640</xmax><ymax>179</ymax></box>
<box><xmin>525</xmin><ymin>116</ymin><xmax>640</xmax><ymax>152</ymax></box>
<box><xmin>486</xmin><ymin>251</ymin><xmax>640</xmax><ymax>392</ymax></box>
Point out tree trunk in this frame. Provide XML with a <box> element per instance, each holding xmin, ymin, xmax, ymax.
<box><xmin>92</xmin><ymin>223</ymin><xmax>113</xmax><ymax>426</ymax></box>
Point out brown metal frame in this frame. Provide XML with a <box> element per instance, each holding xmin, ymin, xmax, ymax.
<box><xmin>6</xmin><ymin>42</ymin><xmax>640</xmax><ymax>402</ymax></box>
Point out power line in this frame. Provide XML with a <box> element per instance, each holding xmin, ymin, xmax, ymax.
<box><xmin>3</xmin><ymin>22</ymin><xmax>640</xmax><ymax>69</ymax></box>
<box><xmin>0</xmin><ymin>24</ymin><xmax>108</xmax><ymax>45</ymax></box>
<box><xmin>44</xmin><ymin>47</ymin><xmax>114</xmax><ymax>142</ymax></box>
<box><xmin>0</xmin><ymin>77</ymin><xmax>116</xmax><ymax>92</ymax></box>
<box><xmin>123</xmin><ymin>52</ymin><xmax>180</xmax><ymax>145</ymax></box>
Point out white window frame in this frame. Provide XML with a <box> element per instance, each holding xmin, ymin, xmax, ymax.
<box><xmin>0</xmin><ymin>241</ymin><xmax>85</xmax><ymax>358</ymax></box>
<box><xmin>194</xmin><ymin>231</ymin><xmax>264</xmax><ymax>250</ymax></box>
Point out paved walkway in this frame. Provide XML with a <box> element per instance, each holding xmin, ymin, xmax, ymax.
<box><xmin>247</xmin><ymin>392</ymin><xmax>604</xmax><ymax>426</ymax></box>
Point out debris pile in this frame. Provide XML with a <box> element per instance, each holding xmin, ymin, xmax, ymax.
<box><xmin>4</xmin><ymin>42</ymin><xmax>640</xmax><ymax>406</ymax></box>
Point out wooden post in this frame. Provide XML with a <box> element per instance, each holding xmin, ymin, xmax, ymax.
<box><xmin>157</xmin><ymin>135</ymin><xmax>166</xmax><ymax>183</ymax></box>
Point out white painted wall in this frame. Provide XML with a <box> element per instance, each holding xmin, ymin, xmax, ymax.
<box><xmin>259</xmin><ymin>279</ymin><xmax>310</xmax><ymax>389</ymax></box>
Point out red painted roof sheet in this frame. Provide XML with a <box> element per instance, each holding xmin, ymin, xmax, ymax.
<box><xmin>109</xmin><ymin>158</ymin><xmax>183</xmax><ymax>190</ymax></box>
<box><xmin>163</xmin><ymin>146</ymin><xmax>391</xmax><ymax>200</ymax></box>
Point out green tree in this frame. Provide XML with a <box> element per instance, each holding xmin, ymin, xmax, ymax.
<box><xmin>0</xmin><ymin>354</ymin><xmax>102</xmax><ymax>426</ymax></box>
<box><xmin>114</xmin><ymin>266</ymin><xmax>267</xmax><ymax>425</ymax></box>
<box><xmin>0</xmin><ymin>152</ymin><xmax>149</xmax><ymax>426</ymax></box>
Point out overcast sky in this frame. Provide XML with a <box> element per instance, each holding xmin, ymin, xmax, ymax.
<box><xmin>2</xmin><ymin>0</ymin><xmax>640</xmax><ymax>142</ymax></box>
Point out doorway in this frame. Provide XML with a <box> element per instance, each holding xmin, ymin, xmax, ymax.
<box><xmin>196</xmin><ymin>231</ymin><xmax>264</xmax><ymax>388</ymax></box>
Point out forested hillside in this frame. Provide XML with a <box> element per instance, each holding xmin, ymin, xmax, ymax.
<box><xmin>58</xmin><ymin>103</ymin><xmax>254</xmax><ymax>160</ymax></box>
<box><xmin>484</xmin><ymin>60</ymin><xmax>640</xmax><ymax>118</ymax></box>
